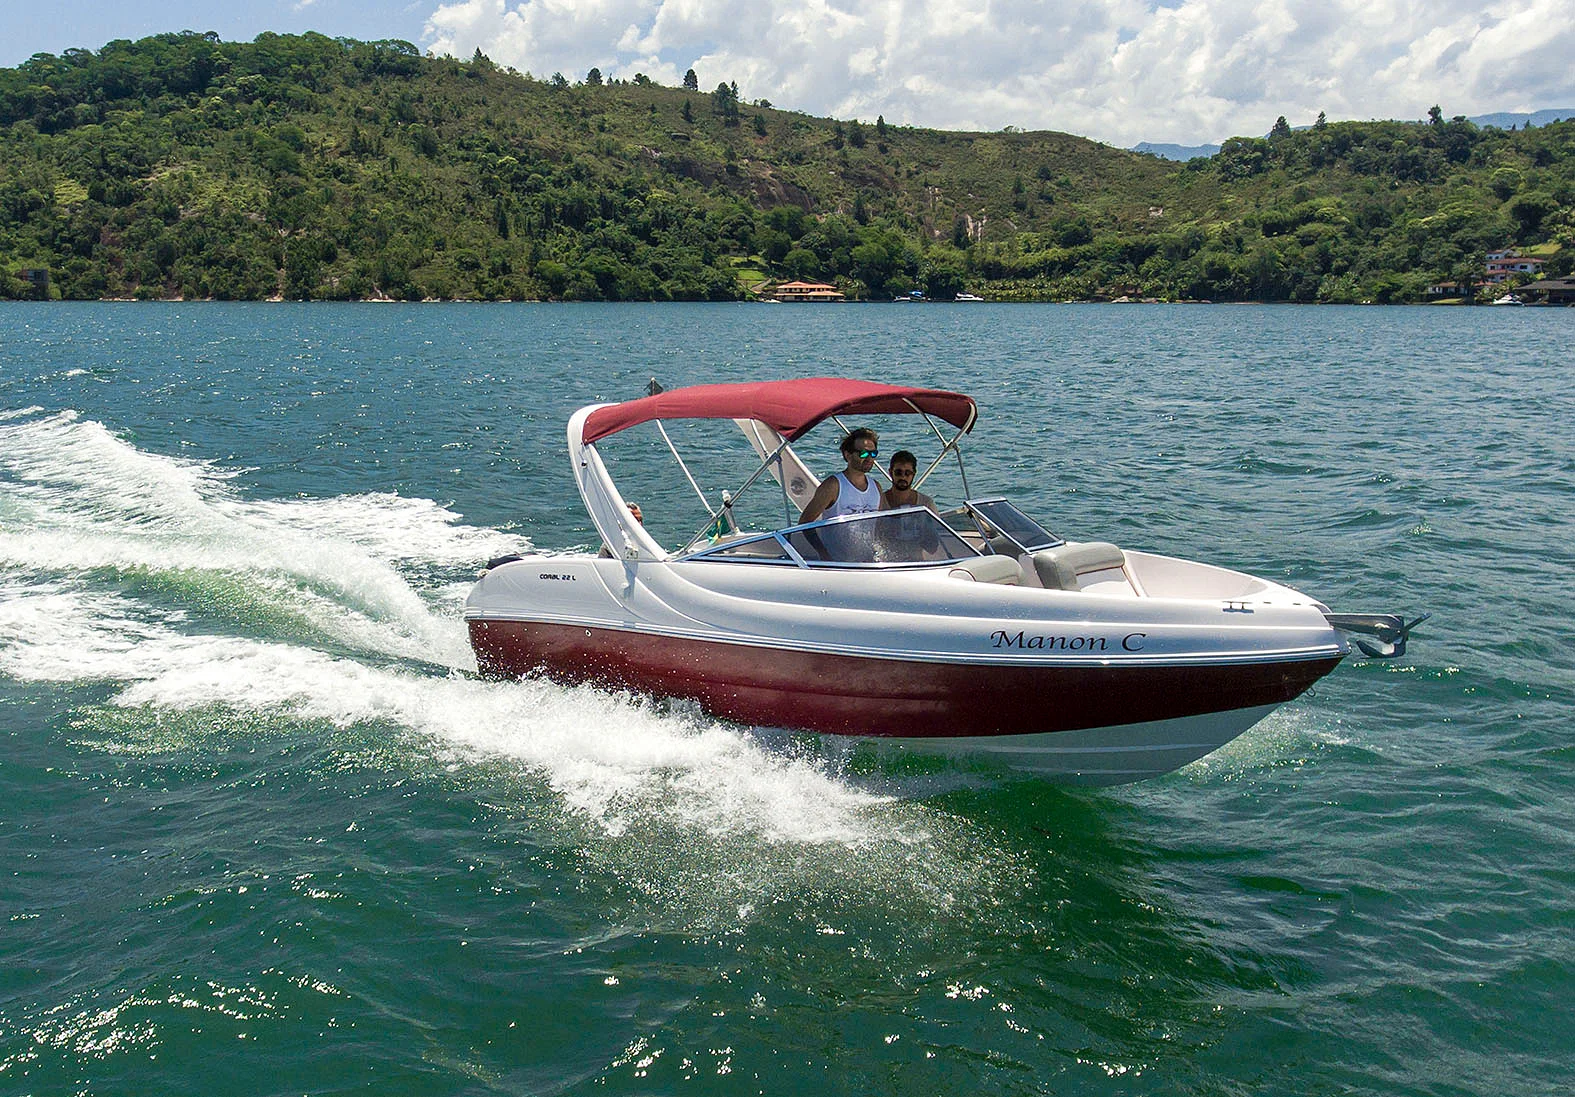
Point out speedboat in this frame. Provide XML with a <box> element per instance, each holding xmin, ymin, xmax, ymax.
<box><xmin>466</xmin><ymin>378</ymin><xmax>1423</xmax><ymax>785</ymax></box>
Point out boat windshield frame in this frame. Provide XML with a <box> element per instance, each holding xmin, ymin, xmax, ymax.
<box><xmin>678</xmin><ymin>506</ymin><xmax>981</xmax><ymax>569</ymax></box>
<box><xmin>947</xmin><ymin>497</ymin><xmax>1065</xmax><ymax>554</ymax></box>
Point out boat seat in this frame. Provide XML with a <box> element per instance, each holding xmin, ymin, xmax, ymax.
<box><xmin>948</xmin><ymin>555</ymin><xmax>1022</xmax><ymax>585</ymax></box>
<box><xmin>1032</xmin><ymin>542</ymin><xmax>1126</xmax><ymax>591</ymax></box>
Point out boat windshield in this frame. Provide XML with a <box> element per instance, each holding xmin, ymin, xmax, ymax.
<box><xmin>685</xmin><ymin>507</ymin><xmax>978</xmax><ymax>567</ymax></box>
<box><xmin>950</xmin><ymin>498</ymin><xmax>1064</xmax><ymax>553</ymax></box>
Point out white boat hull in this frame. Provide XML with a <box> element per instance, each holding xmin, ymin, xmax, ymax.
<box><xmin>467</xmin><ymin>555</ymin><xmax>1346</xmax><ymax>785</ymax></box>
<box><xmin>891</xmin><ymin>703</ymin><xmax>1283</xmax><ymax>784</ymax></box>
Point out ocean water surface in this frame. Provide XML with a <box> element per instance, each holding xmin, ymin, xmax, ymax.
<box><xmin>1</xmin><ymin>302</ymin><xmax>1571</xmax><ymax>1095</ymax></box>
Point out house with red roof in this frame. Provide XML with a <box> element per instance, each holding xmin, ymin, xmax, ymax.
<box><xmin>1484</xmin><ymin>250</ymin><xmax>1546</xmax><ymax>283</ymax></box>
<box><xmin>773</xmin><ymin>281</ymin><xmax>845</xmax><ymax>302</ymax></box>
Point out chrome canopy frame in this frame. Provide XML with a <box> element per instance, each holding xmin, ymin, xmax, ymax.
<box><xmin>648</xmin><ymin>397</ymin><xmax>976</xmax><ymax>555</ymax></box>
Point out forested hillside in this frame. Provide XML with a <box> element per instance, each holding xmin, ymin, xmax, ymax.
<box><xmin>2</xmin><ymin>31</ymin><xmax>1571</xmax><ymax>302</ymax></box>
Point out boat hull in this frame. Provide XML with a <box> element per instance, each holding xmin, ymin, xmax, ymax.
<box><xmin>468</xmin><ymin>618</ymin><xmax>1343</xmax><ymax>784</ymax></box>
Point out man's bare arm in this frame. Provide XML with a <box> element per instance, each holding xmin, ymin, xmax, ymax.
<box><xmin>798</xmin><ymin>477</ymin><xmax>840</xmax><ymax>524</ymax></box>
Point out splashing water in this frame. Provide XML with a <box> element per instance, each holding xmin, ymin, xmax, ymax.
<box><xmin>0</xmin><ymin>410</ymin><xmax>973</xmax><ymax>854</ymax></box>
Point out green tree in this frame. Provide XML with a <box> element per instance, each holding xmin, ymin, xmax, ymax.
<box><xmin>757</xmin><ymin>228</ymin><xmax>792</xmax><ymax>263</ymax></box>
<box><xmin>1216</xmin><ymin>137</ymin><xmax>1271</xmax><ymax>180</ymax></box>
<box><xmin>1489</xmin><ymin>167</ymin><xmax>1522</xmax><ymax>200</ymax></box>
<box><xmin>783</xmin><ymin>247</ymin><xmax>819</xmax><ymax>279</ymax></box>
<box><xmin>1506</xmin><ymin>192</ymin><xmax>1558</xmax><ymax>241</ymax></box>
<box><xmin>922</xmin><ymin>246</ymin><xmax>967</xmax><ymax>299</ymax></box>
<box><xmin>712</xmin><ymin>82</ymin><xmax>739</xmax><ymax>126</ymax></box>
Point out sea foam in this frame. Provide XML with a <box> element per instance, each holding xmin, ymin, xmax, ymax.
<box><xmin>0</xmin><ymin>411</ymin><xmax>908</xmax><ymax>847</ymax></box>
<box><xmin>0</xmin><ymin>410</ymin><xmax>517</xmax><ymax>667</ymax></box>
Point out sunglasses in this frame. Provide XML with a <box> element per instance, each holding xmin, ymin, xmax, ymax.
<box><xmin>854</xmin><ymin>448</ymin><xmax>878</xmax><ymax>459</ymax></box>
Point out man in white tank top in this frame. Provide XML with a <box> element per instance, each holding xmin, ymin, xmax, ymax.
<box><xmin>798</xmin><ymin>428</ymin><xmax>881</xmax><ymax>523</ymax></box>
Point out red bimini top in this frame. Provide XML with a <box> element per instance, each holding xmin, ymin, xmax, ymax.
<box><xmin>580</xmin><ymin>377</ymin><xmax>978</xmax><ymax>444</ymax></box>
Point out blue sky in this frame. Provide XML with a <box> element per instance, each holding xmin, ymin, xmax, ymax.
<box><xmin>3</xmin><ymin>0</ymin><xmax>1570</xmax><ymax>148</ymax></box>
<box><xmin>0</xmin><ymin>1</ymin><xmax>429</xmax><ymax>65</ymax></box>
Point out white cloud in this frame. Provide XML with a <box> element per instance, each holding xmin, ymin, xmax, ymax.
<box><xmin>420</xmin><ymin>0</ymin><xmax>1575</xmax><ymax>146</ymax></box>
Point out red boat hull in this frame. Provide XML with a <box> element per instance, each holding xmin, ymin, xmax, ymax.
<box><xmin>468</xmin><ymin>618</ymin><xmax>1344</xmax><ymax>739</ymax></box>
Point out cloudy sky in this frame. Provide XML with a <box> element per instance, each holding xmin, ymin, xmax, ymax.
<box><xmin>4</xmin><ymin>0</ymin><xmax>1571</xmax><ymax>148</ymax></box>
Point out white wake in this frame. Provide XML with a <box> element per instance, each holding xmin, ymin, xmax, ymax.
<box><xmin>0</xmin><ymin>410</ymin><xmax>920</xmax><ymax>847</ymax></box>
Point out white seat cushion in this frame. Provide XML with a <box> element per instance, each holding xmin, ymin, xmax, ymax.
<box><xmin>1032</xmin><ymin>542</ymin><xmax>1126</xmax><ymax>590</ymax></box>
<box><xmin>949</xmin><ymin>555</ymin><xmax>1023</xmax><ymax>585</ymax></box>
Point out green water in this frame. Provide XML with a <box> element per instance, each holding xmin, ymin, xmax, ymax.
<box><xmin>1</xmin><ymin>302</ymin><xmax>1571</xmax><ymax>1095</ymax></box>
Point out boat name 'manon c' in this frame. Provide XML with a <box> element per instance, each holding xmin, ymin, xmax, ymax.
<box><xmin>465</xmin><ymin>378</ymin><xmax>1425</xmax><ymax>785</ymax></box>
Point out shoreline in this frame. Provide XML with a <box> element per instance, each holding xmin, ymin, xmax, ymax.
<box><xmin>7</xmin><ymin>295</ymin><xmax>1559</xmax><ymax>306</ymax></box>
